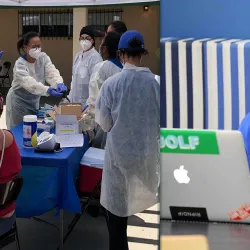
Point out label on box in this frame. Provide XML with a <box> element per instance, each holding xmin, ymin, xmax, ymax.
<box><xmin>170</xmin><ymin>206</ymin><xmax>209</xmax><ymax>221</ymax></box>
<box><xmin>56</xmin><ymin>114</ymin><xmax>79</xmax><ymax>135</ymax></box>
<box><xmin>57</xmin><ymin>123</ymin><xmax>77</xmax><ymax>134</ymax></box>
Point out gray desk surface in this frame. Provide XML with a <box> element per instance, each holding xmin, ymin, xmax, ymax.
<box><xmin>161</xmin><ymin>220</ymin><xmax>250</xmax><ymax>250</ymax></box>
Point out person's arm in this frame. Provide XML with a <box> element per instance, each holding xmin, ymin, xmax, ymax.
<box><xmin>85</xmin><ymin>53</ymin><xmax>103</xmax><ymax>109</ymax></box>
<box><xmin>87</xmin><ymin>62</ymin><xmax>104</xmax><ymax>114</ymax></box>
<box><xmin>95</xmin><ymin>82</ymin><xmax>113</xmax><ymax>132</ymax></box>
<box><xmin>89</xmin><ymin>53</ymin><xmax>103</xmax><ymax>76</ymax></box>
<box><xmin>0</xmin><ymin>131</ymin><xmax>22</xmax><ymax>181</ymax></box>
<box><xmin>43</xmin><ymin>54</ymin><xmax>64</xmax><ymax>88</ymax></box>
<box><xmin>0</xmin><ymin>130</ymin><xmax>21</xmax><ymax>217</ymax></box>
<box><xmin>14</xmin><ymin>61</ymin><xmax>50</xmax><ymax>96</ymax></box>
<box><xmin>84</xmin><ymin>64</ymin><xmax>104</xmax><ymax>131</ymax></box>
<box><xmin>67</xmin><ymin>53</ymin><xmax>80</xmax><ymax>102</ymax></box>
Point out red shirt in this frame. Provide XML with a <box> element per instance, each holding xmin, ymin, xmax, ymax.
<box><xmin>0</xmin><ymin>137</ymin><xmax>22</xmax><ymax>217</ymax></box>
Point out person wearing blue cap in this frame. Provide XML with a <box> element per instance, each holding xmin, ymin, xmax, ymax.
<box><xmin>95</xmin><ymin>30</ymin><xmax>160</xmax><ymax>250</ymax></box>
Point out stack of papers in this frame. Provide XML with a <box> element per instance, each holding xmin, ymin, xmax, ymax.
<box><xmin>80</xmin><ymin>147</ymin><xmax>105</xmax><ymax>169</ymax></box>
<box><xmin>56</xmin><ymin>134</ymin><xmax>84</xmax><ymax>148</ymax></box>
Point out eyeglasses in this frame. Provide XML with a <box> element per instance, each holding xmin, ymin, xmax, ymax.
<box><xmin>29</xmin><ymin>44</ymin><xmax>42</xmax><ymax>49</ymax></box>
<box><xmin>79</xmin><ymin>36</ymin><xmax>92</xmax><ymax>41</ymax></box>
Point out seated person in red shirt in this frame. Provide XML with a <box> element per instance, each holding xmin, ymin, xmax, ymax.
<box><xmin>0</xmin><ymin>94</ymin><xmax>22</xmax><ymax>235</ymax></box>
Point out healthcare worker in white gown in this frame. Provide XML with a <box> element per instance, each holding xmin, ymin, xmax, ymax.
<box><xmin>68</xmin><ymin>26</ymin><xmax>102</xmax><ymax>107</ymax></box>
<box><xmin>86</xmin><ymin>31</ymin><xmax>123</xmax><ymax>149</ymax></box>
<box><xmin>95</xmin><ymin>30</ymin><xmax>160</xmax><ymax>250</ymax></box>
<box><xmin>6</xmin><ymin>32</ymin><xmax>67</xmax><ymax>129</ymax></box>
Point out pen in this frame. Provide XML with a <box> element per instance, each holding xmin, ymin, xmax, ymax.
<box><xmin>82</xmin><ymin>105</ymin><xmax>89</xmax><ymax>113</ymax></box>
<box><xmin>62</xmin><ymin>91</ymin><xmax>70</xmax><ymax>103</ymax></box>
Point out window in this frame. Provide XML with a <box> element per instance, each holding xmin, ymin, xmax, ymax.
<box><xmin>88</xmin><ymin>9</ymin><xmax>123</xmax><ymax>35</ymax></box>
<box><xmin>18</xmin><ymin>9</ymin><xmax>123</xmax><ymax>39</ymax></box>
<box><xmin>18</xmin><ymin>9</ymin><xmax>73</xmax><ymax>39</ymax></box>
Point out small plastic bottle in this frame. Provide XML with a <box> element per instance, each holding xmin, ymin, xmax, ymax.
<box><xmin>23</xmin><ymin>115</ymin><xmax>37</xmax><ymax>148</ymax></box>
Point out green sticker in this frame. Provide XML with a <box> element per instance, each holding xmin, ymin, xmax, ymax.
<box><xmin>160</xmin><ymin>129</ymin><xmax>219</xmax><ymax>155</ymax></box>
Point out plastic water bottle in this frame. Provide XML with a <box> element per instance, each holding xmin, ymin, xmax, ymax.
<box><xmin>23</xmin><ymin>115</ymin><xmax>37</xmax><ymax>148</ymax></box>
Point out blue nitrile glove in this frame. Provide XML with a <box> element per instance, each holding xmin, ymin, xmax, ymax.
<box><xmin>56</xmin><ymin>83</ymin><xmax>67</xmax><ymax>93</ymax></box>
<box><xmin>48</xmin><ymin>87</ymin><xmax>63</xmax><ymax>97</ymax></box>
<box><xmin>0</xmin><ymin>51</ymin><xmax>3</xmax><ymax>60</ymax></box>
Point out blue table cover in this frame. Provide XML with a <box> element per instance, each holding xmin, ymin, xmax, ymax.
<box><xmin>11</xmin><ymin>124</ymin><xmax>89</xmax><ymax>218</ymax></box>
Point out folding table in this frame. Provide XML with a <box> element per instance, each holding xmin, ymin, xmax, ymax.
<box><xmin>11</xmin><ymin>124</ymin><xmax>89</xmax><ymax>249</ymax></box>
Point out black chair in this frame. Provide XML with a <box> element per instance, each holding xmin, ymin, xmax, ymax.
<box><xmin>0</xmin><ymin>175</ymin><xmax>23</xmax><ymax>250</ymax></box>
<box><xmin>0</xmin><ymin>61</ymin><xmax>11</xmax><ymax>88</ymax></box>
<box><xmin>59</xmin><ymin>179</ymin><xmax>102</xmax><ymax>249</ymax></box>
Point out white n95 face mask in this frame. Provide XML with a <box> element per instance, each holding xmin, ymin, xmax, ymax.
<box><xmin>29</xmin><ymin>48</ymin><xmax>42</xmax><ymax>60</ymax></box>
<box><xmin>80</xmin><ymin>40</ymin><xmax>92</xmax><ymax>52</ymax></box>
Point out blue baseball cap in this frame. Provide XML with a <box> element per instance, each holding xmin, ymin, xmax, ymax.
<box><xmin>118</xmin><ymin>30</ymin><xmax>144</xmax><ymax>51</ymax></box>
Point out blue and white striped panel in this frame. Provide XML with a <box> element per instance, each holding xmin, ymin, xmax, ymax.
<box><xmin>237</xmin><ymin>41</ymin><xmax>250</xmax><ymax>126</ymax></box>
<box><xmin>203</xmin><ymin>39</ymin><xmax>228</xmax><ymax>129</ymax></box>
<box><xmin>191</xmin><ymin>38</ymin><xmax>211</xmax><ymax>129</ymax></box>
<box><xmin>160</xmin><ymin>37</ymin><xmax>179</xmax><ymax>128</ymax></box>
<box><xmin>202</xmin><ymin>39</ymin><xmax>250</xmax><ymax>130</ymax></box>
<box><xmin>161</xmin><ymin>37</ymin><xmax>250</xmax><ymax>130</ymax></box>
<box><xmin>161</xmin><ymin>38</ymin><xmax>207</xmax><ymax>129</ymax></box>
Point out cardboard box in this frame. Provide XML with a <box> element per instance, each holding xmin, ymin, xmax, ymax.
<box><xmin>48</xmin><ymin>103</ymin><xmax>87</xmax><ymax>135</ymax></box>
<box><xmin>60</xmin><ymin>103</ymin><xmax>82</xmax><ymax>119</ymax></box>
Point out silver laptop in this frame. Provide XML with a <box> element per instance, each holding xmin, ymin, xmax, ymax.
<box><xmin>160</xmin><ymin>129</ymin><xmax>250</xmax><ymax>223</ymax></box>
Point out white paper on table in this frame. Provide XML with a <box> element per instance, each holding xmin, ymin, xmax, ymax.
<box><xmin>56</xmin><ymin>114</ymin><xmax>79</xmax><ymax>135</ymax></box>
<box><xmin>56</xmin><ymin>134</ymin><xmax>84</xmax><ymax>148</ymax></box>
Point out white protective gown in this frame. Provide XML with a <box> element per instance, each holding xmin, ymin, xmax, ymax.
<box><xmin>68</xmin><ymin>47</ymin><xmax>102</xmax><ymax>107</ymax></box>
<box><xmin>95</xmin><ymin>63</ymin><xmax>160</xmax><ymax>217</ymax></box>
<box><xmin>86</xmin><ymin>59</ymin><xmax>122</xmax><ymax>148</ymax></box>
<box><xmin>87</xmin><ymin>59</ymin><xmax>122</xmax><ymax>115</ymax></box>
<box><xmin>6</xmin><ymin>53</ymin><xmax>63</xmax><ymax>129</ymax></box>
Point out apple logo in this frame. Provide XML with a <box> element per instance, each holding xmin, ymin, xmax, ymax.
<box><xmin>174</xmin><ymin>165</ymin><xmax>190</xmax><ymax>184</ymax></box>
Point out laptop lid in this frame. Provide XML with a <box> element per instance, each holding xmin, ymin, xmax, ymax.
<box><xmin>160</xmin><ymin>129</ymin><xmax>250</xmax><ymax>223</ymax></box>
